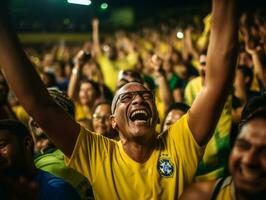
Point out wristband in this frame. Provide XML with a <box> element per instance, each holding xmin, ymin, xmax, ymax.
<box><xmin>72</xmin><ymin>67</ymin><xmax>79</xmax><ymax>75</ymax></box>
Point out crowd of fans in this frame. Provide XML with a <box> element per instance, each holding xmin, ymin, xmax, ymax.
<box><xmin>0</xmin><ymin>0</ymin><xmax>265</xmax><ymax>199</ymax></box>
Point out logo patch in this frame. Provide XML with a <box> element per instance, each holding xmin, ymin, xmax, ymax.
<box><xmin>157</xmin><ymin>158</ymin><xmax>174</xmax><ymax>177</ymax></box>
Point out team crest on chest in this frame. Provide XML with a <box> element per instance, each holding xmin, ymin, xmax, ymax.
<box><xmin>157</xmin><ymin>157</ymin><xmax>174</xmax><ymax>177</ymax></box>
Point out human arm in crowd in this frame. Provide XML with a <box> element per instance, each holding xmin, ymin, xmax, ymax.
<box><xmin>188</xmin><ymin>0</ymin><xmax>238</xmax><ymax>146</ymax></box>
<box><xmin>92</xmin><ymin>18</ymin><xmax>102</xmax><ymax>57</ymax></box>
<box><xmin>185</xmin><ymin>27</ymin><xmax>200</xmax><ymax>61</ymax></box>
<box><xmin>244</xmin><ymin>31</ymin><xmax>266</xmax><ymax>90</ymax></box>
<box><xmin>67</xmin><ymin>50</ymin><xmax>87</xmax><ymax>101</ymax></box>
<box><xmin>0</xmin><ymin>6</ymin><xmax>80</xmax><ymax>158</ymax></box>
<box><xmin>150</xmin><ymin>55</ymin><xmax>174</xmax><ymax>112</ymax></box>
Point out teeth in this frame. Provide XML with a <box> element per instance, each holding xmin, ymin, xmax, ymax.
<box><xmin>131</xmin><ymin>110</ymin><xmax>148</xmax><ymax>118</ymax></box>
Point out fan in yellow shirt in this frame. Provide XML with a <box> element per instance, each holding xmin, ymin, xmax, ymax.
<box><xmin>66</xmin><ymin>113</ymin><xmax>204</xmax><ymax>199</ymax></box>
<box><xmin>180</xmin><ymin>99</ymin><xmax>266</xmax><ymax>200</ymax></box>
<box><xmin>185</xmin><ymin>53</ymin><xmax>232</xmax><ymax>181</ymax></box>
<box><xmin>0</xmin><ymin>0</ymin><xmax>238</xmax><ymax>199</ymax></box>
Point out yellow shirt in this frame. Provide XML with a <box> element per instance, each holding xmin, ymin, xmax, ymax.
<box><xmin>12</xmin><ymin>105</ymin><xmax>30</xmax><ymax>126</ymax></box>
<box><xmin>66</xmin><ymin>114</ymin><xmax>205</xmax><ymax>199</ymax></box>
<box><xmin>184</xmin><ymin>77</ymin><xmax>202</xmax><ymax>105</ymax></box>
<box><xmin>184</xmin><ymin>77</ymin><xmax>232</xmax><ymax>181</ymax></box>
<box><xmin>74</xmin><ymin>102</ymin><xmax>92</xmax><ymax>121</ymax></box>
<box><xmin>96</xmin><ymin>53</ymin><xmax>138</xmax><ymax>92</ymax></box>
<box><xmin>216</xmin><ymin>177</ymin><xmax>234</xmax><ymax>200</ymax></box>
<box><xmin>197</xmin><ymin>13</ymin><xmax>212</xmax><ymax>49</ymax></box>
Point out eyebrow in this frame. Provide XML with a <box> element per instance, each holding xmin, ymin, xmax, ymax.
<box><xmin>236</xmin><ymin>137</ymin><xmax>266</xmax><ymax>147</ymax></box>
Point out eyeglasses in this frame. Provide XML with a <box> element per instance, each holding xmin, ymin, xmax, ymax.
<box><xmin>93</xmin><ymin>114</ymin><xmax>110</xmax><ymax>121</ymax></box>
<box><xmin>112</xmin><ymin>90</ymin><xmax>154</xmax><ymax>113</ymax></box>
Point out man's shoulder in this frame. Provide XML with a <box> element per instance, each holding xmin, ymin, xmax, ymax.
<box><xmin>34</xmin><ymin>150</ymin><xmax>64</xmax><ymax>167</ymax></box>
<box><xmin>37</xmin><ymin>169</ymin><xmax>69</xmax><ymax>186</ymax></box>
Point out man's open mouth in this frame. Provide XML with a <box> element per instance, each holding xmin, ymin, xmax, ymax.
<box><xmin>130</xmin><ymin>109</ymin><xmax>150</xmax><ymax>122</ymax></box>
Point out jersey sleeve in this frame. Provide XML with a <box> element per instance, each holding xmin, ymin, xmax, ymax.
<box><xmin>65</xmin><ymin>127</ymin><xmax>116</xmax><ymax>183</ymax></box>
<box><xmin>168</xmin><ymin>114</ymin><xmax>205</xmax><ymax>179</ymax></box>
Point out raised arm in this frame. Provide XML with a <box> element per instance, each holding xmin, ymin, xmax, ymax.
<box><xmin>244</xmin><ymin>37</ymin><xmax>266</xmax><ymax>90</ymax></box>
<box><xmin>0</xmin><ymin>8</ymin><xmax>80</xmax><ymax>157</ymax></box>
<box><xmin>184</xmin><ymin>27</ymin><xmax>200</xmax><ymax>61</ymax></box>
<box><xmin>67</xmin><ymin>50</ymin><xmax>87</xmax><ymax>100</ymax></box>
<box><xmin>92</xmin><ymin>18</ymin><xmax>102</xmax><ymax>57</ymax></box>
<box><xmin>188</xmin><ymin>0</ymin><xmax>239</xmax><ymax>146</ymax></box>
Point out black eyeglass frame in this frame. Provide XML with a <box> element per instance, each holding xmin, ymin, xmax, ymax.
<box><xmin>112</xmin><ymin>90</ymin><xmax>154</xmax><ymax>114</ymax></box>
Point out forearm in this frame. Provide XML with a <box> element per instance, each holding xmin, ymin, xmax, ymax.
<box><xmin>156</xmin><ymin>75</ymin><xmax>174</xmax><ymax>112</ymax></box>
<box><xmin>0</xmin><ymin>10</ymin><xmax>80</xmax><ymax>158</ymax></box>
<box><xmin>92</xmin><ymin>20</ymin><xmax>101</xmax><ymax>56</ymax></box>
<box><xmin>207</xmin><ymin>0</ymin><xmax>238</xmax><ymax>91</ymax></box>
<box><xmin>188</xmin><ymin>0</ymin><xmax>239</xmax><ymax>146</ymax></box>
<box><xmin>185</xmin><ymin>30</ymin><xmax>199</xmax><ymax>61</ymax></box>
<box><xmin>0</xmin><ymin>17</ymin><xmax>52</xmax><ymax>115</ymax></box>
<box><xmin>67</xmin><ymin>66</ymin><xmax>81</xmax><ymax>100</ymax></box>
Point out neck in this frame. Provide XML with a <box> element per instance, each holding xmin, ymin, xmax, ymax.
<box><xmin>121</xmin><ymin>136</ymin><xmax>156</xmax><ymax>163</ymax></box>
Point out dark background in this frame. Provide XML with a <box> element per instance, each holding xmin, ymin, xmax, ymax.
<box><xmin>9</xmin><ymin>0</ymin><xmax>266</xmax><ymax>32</ymax></box>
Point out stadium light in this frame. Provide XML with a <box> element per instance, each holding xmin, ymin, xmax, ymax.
<box><xmin>101</xmin><ymin>3</ymin><xmax>108</xmax><ymax>10</ymax></box>
<box><xmin>176</xmin><ymin>31</ymin><xmax>184</xmax><ymax>39</ymax></box>
<box><xmin>67</xmin><ymin>0</ymin><xmax>92</xmax><ymax>6</ymax></box>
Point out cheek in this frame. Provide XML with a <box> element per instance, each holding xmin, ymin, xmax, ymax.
<box><xmin>79</xmin><ymin>90</ymin><xmax>84</xmax><ymax>97</ymax></box>
<box><xmin>229</xmin><ymin>150</ymin><xmax>240</xmax><ymax>173</ymax></box>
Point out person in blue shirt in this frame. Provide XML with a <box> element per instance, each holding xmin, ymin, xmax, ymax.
<box><xmin>0</xmin><ymin>119</ymin><xmax>81</xmax><ymax>200</ymax></box>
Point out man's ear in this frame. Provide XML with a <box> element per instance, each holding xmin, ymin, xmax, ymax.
<box><xmin>110</xmin><ymin>115</ymin><xmax>117</xmax><ymax>129</ymax></box>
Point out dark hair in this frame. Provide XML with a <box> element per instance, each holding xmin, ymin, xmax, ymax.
<box><xmin>241</xmin><ymin>95</ymin><xmax>266</xmax><ymax>120</ymax></box>
<box><xmin>79</xmin><ymin>78</ymin><xmax>101</xmax><ymax>98</ymax></box>
<box><xmin>100</xmin><ymin>84</ymin><xmax>113</xmax><ymax>102</ymax></box>
<box><xmin>0</xmin><ymin>119</ymin><xmax>30</xmax><ymax>139</ymax></box>
<box><xmin>161</xmin><ymin>103</ymin><xmax>190</xmax><ymax>131</ymax></box>
<box><xmin>239</xmin><ymin>108</ymin><xmax>266</xmax><ymax>132</ymax></box>
<box><xmin>165</xmin><ymin>103</ymin><xmax>190</xmax><ymax>117</ymax></box>
<box><xmin>237</xmin><ymin>64</ymin><xmax>253</xmax><ymax>88</ymax></box>
<box><xmin>230</xmin><ymin>95</ymin><xmax>266</xmax><ymax>146</ymax></box>
<box><xmin>41</xmin><ymin>71</ymin><xmax>57</xmax><ymax>88</ymax></box>
<box><xmin>92</xmin><ymin>99</ymin><xmax>112</xmax><ymax>115</ymax></box>
<box><xmin>116</xmin><ymin>70</ymin><xmax>144</xmax><ymax>90</ymax></box>
<box><xmin>200</xmin><ymin>48</ymin><xmax>208</xmax><ymax>56</ymax></box>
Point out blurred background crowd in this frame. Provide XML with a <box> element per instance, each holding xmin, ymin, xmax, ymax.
<box><xmin>0</xmin><ymin>0</ymin><xmax>265</xmax><ymax>199</ymax></box>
